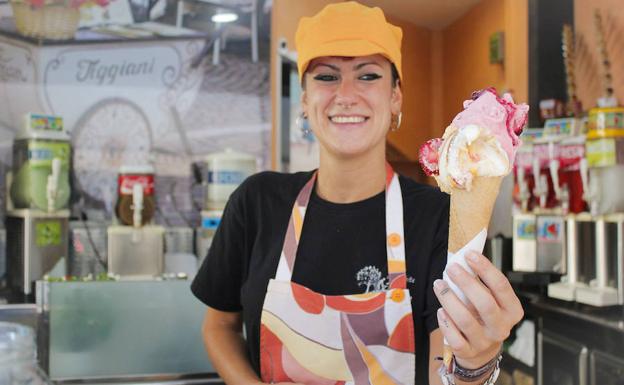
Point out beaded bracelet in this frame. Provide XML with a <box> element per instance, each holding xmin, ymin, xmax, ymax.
<box><xmin>437</xmin><ymin>350</ymin><xmax>503</xmax><ymax>385</ymax></box>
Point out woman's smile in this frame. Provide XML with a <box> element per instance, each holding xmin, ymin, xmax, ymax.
<box><xmin>328</xmin><ymin>114</ymin><xmax>370</xmax><ymax>126</ymax></box>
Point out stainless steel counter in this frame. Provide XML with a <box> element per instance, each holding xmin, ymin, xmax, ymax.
<box><xmin>0</xmin><ymin>280</ymin><xmax>222</xmax><ymax>385</ymax></box>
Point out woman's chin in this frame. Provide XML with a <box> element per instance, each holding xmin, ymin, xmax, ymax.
<box><xmin>325</xmin><ymin>141</ymin><xmax>380</xmax><ymax>159</ymax></box>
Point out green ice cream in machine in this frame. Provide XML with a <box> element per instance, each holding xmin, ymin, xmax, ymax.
<box><xmin>6</xmin><ymin>113</ymin><xmax>70</xmax><ymax>296</ymax></box>
<box><xmin>10</xmin><ymin>114</ymin><xmax>70</xmax><ymax>211</ymax></box>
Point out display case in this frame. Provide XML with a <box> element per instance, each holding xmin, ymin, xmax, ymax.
<box><xmin>590</xmin><ymin>350</ymin><xmax>624</xmax><ymax>385</ymax></box>
<box><xmin>36</xmin><ymin>279</ymin><xmax>219</xmax><ymax>382</ymax></box>
<box><xmin>538</xmin><ymin>330</ymin><xmax>588</xmax><ymax>385</ymax></box>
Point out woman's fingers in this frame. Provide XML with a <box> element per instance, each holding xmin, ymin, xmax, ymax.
<box><xmin>437</xmin><ymin>308</ymin><xmax>472</xmax><ymax>357</ymax></box>
<box><xmin>435</xmin><ymin>251</ymin><xmax>525</xmax><ymax>349</ymax></box>
<box><xmin>465</xmin><ymin>251</ymin><xmax>525</xmax><ymax>324</ymax></box>
<box><xmin>433</xmin><ymin>251</ymin><xmax>525</xmax><ymax>368</ymax></box>
<box><xmin>433</xmin><ymin>279</ymin><xmax>491</xmax><ymax>353</ymax></box>
<box><xmin>445</xmin><ymin>263</ymin><xmax>509</xmax><ymax>342</ymax></box>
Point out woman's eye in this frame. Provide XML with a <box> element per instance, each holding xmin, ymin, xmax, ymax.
<box><xmin>313</xmin><ymin>74</ymin><xmax>338</xmax><ymax>82</ymax></box>
<box><xmin>360</xmin><ymin>73</ymin><xmax>382</xmax><ymax>81</ymax></box>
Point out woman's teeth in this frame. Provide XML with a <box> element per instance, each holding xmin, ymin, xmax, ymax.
<box><xmin>330</xmin><ymin>116</ymin><xmax>366</xmax><ymax>124</ymax></box>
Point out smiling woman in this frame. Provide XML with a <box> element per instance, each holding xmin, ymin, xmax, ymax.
<box><xmin>190</xmin><ymin>2</ymin><xmax>520</xmax><ymax>385</ymax></box>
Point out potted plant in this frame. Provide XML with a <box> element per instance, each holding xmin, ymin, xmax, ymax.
<box><xmin>10</xmin><ymin>0</ymin><xmax>112</xmax><ymax>40</ymax></box>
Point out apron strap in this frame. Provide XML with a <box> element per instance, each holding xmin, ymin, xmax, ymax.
<box><xmin>385</xmin><ymin>170</ymin><xmax>407</xmax><ymax>288</ymax></box>
<box><xmin>274</xmin><ymin>164</ymin><xmax>407</xmax><ymax>289</ymax></box>
<box><xmin>275</xmin><ymin>174</ymin><xmax>317</xmax><ymax>281</ymax></box>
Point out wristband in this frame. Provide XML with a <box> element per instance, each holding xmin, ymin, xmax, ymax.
<box><xmin>437</xmin><ymin>350</ymin><xmax>502</xmax><ymax>385</ymax></box>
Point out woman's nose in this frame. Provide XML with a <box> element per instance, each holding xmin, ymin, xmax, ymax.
<box><xmin>335</xmin><ymin>78</ymin><xmax>357</xmax><ymax>108</ymax></box>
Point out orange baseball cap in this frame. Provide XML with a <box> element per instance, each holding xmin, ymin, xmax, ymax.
<box><xmin>295</xmin><ymin>1</ymin><xmax>403</xmax><ymax>83</ymax></box>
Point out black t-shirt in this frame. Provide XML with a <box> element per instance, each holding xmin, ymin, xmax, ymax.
<box><xmin>191</xmin><ymin>170</ymin><xmax>450</xmax><ymax>384</ymax></box>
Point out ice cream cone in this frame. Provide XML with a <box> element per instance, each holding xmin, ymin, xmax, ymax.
<box><xmin>441</xmin><ymin>176</ymin><xmax>503</xmax><ymax>367</ymax></box>
<box><xmin>448</xmin><ymin>176</ymin><xmax>503</xmax><ymax>254</ymax></box>
<box><xmin>419</xmin><ymin>88</ymin><xmax>528</xmax><ymax>375</ymax></box>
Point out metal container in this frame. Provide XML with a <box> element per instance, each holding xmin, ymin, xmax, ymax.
<box><xmin>6</xmin><ymin>210</ymin><xmax>69</xmax><ymax>295</ymax></box>
<box><xmin>536</xmin><ymin>215</ymin><xmax>566</xmax><ymax>273</ymax></box>
<box><xmin>574</xmin><ymin>213</ymin><xmax>597</xmax><ymax>286</ymax></box>
<box><xmin>576</xmin><ymin>214</ymin><xmax>624</xmax><ymax>306</ymax></box>
<box><xmin>107</xmin><ymin>226</ymin><xmax>164</xmax><ymax>277</ymax></box>
<box><xmin>164</xmin><ymin>227</ymin><xmax>194</xmax><ymax>254</ymax></box>
<box><xmin>548</xmin><ymin>213</ymin><xmax>593</xmax><ymax>301</ymax></box>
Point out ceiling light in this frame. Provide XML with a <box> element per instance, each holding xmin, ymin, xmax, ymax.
<box><xmin>212</xmin><ymin>12</ymin><xmax>238</xmax><ymax>23</ymax></box>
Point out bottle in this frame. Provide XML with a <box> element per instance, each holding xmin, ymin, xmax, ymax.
<box><xmin>0</xmin><ymin>322</ymin><xmax>51</xmax><ymax>385</ymax></box>
<box><xmin>115</xmin><ymin>165</ymin><xmax>156</xmax><ymax>226</ymax></box>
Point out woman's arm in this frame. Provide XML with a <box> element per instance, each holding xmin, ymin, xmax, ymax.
<box><xmin>202</xmin><ymin>307</ymin><xmax>261</xmax><ymax>385</ymax></box>
<box><xmin>201</xmin><ymin>307</ymin><xmax>302</xmax><ymax>385</ymax></box>
<box><xmin>429</xmin><ymin>328</ymin><xmax>445</xmax><ymax>385</ymax></box>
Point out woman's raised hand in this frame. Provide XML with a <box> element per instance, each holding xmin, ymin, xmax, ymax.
<box><xmin>433</xmin><ymin>250</ymin><xmax>524</xmax><ymax>368</ymax></box>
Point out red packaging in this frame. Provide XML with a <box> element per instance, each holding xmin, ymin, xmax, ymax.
<box><xmin>115</xmin><ymin>165</ymin><xmax>156</xmax><ymax>226</ymax></box>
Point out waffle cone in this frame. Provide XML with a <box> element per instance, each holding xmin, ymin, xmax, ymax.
<box><xmin>442</xmin><ymin>176</ymin><xmax>503</xmax><ymax>364</ymax></box>
<box><xmin>448</xmin><ymin>176</ymin><xmax>503</xmax><ymax>254</ymax></box>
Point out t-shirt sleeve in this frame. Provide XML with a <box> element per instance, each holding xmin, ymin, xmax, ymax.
<box><xmin>191</xmin><ymin>186</ymin><xmax>247</xmax><ymax>312</ymax></box>
<box><xmin>423</xmin><ymin>193</ymin><xmax>450</xmax><ymax>334</ymax></box>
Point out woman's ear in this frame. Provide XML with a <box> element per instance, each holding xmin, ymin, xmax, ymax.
<box><xmin>391</xmin><ymin>85</ymin><xmax>403</xmax><ymax>115</ymax></box>
<box><xmin>301</xmin><ymin>90</ymin><xmax>308</xmax><ymax>116</ymax></box>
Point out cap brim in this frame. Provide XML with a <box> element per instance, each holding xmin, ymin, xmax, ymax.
<box><xmin>299</xmin><ymin>39</ymin><xmax>396</xmax><ymax>82</ymax></box>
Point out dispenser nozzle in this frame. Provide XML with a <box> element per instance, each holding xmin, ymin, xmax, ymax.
<box><xmin>579</xmin><ymin>158</ymin><xmax>592</xmax><ymax>205</ymax></box>
<box><xmin>532</xmin><ymin>158</ymin><xmax>541</xmax><ymax>194</ymax></box>
<box><xmin>548</xmin><ymin>141</ymin><xmax>562</xmax><ymax>202</ymax></box>
<box><xmin>539</xmin><ymin>174</ymin><xmax>548</xmax><ymax>209</ymax></box>
<box><xmin>46</xmin><ymin>157</ymin><xmax>61</xmax><ymax>213</ymax></box>
<box><xmin>132</xmin><ymin>183</ymin><xmax>144</xmax><ymax>229</ymax></box>
<box><xmin>532</xmin><ymin>158</ymin><xmax>548</xmax><ymax>209</ymax></box>
<box><xmin>517</xmin><ymin>167</ymin><xmax>530</xmax><ymax>212</ymax></box>
<box><xmin>560</xmin><ymin>183</ymin><xmax>570</xmax><ymax>215</ymax></box>
<box><xmin>549</xmin><ymin>159</ymin><xmax>562</xmax><ymax>200</ymax></box>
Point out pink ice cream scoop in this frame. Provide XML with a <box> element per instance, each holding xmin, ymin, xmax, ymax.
<box><xmin>419</xmin><ymin>87</ymin><xmax>529</xmax><ymax>181</ymax></box>
<box><xmin>454</xmin><ymin>88</ymin><xmax>529</xmax><ymax>162</ymax></box>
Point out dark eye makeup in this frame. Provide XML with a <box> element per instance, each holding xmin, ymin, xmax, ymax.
<box><xmin>359</xmin><ymin>73</ymin><xmax>382</xmax><ymax>81</ymax></box>
<box><xmin>312</xmin><ymin>73</ymin><xmax>383</xmax><ymax>82</ymax></box>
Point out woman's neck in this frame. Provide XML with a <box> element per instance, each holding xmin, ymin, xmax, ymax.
<box><xmin>316</xmin><ymin>148</ymin><xmax>387</xmax><ymax>203</ymax></box>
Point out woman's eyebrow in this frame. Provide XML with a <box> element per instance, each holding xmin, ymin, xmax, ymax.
<box><xmin>310</xmin><ymin>63</ymin><xmax>340</xmax><ymax>72</ymax></box>
<box><xmin>309</xmin><ymin>61</ymin><xmax>382</xmax><ymax>72</ymax></box>
<box><xmin>354</xmin><ymin>62</ymin><xmax>382</xmax><ymax>70</ymax></box>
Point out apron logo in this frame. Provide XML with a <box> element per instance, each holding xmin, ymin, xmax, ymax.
<box><xmin>356</xmin><ymin>265</ymin><xmax>389</xmax><ymax>293</ymax></box>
